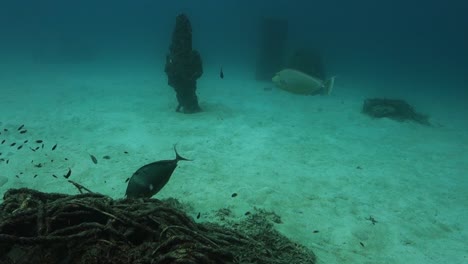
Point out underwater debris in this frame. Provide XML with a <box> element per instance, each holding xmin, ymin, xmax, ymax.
<box><xmin>365</xmin><ymin>215</ymin><xmax>378</xmax><ymax>225</ymax></box>
<box><xmin>0</xmin><ymin>188</ymin><xmax>316</xmax><ymax>264</ymax></box>
<box><xmin>362</xmin><ymin>98</ymin><xmax>430</xmax><ymax>125</ymax></box>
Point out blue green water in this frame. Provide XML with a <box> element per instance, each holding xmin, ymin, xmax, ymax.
<box><xmin>0</xmin><ymin>1</ymin><xmax>467</xmax><ymax>263</ymax></box>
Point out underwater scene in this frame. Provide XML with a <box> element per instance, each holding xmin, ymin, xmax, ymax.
<box><xmin>0</xmin><ymin>1</ymin><xmax>467</xmax><ymax>263</ymax></box>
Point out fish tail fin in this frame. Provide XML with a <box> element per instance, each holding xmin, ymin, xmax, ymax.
<box><xmin>174</xmin><ymin>144</ymin><xmax>191</xmax><ymax>161</ymax></box>
<box><xmin>323</xmin><ymin>76</ymin><xmax>335</xmax><ymax>95</ymax></box>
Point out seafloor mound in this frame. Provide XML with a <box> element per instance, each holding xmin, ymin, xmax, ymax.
<box><xmin>0</xmin><ymin>188</ymin><xmax>316</xmax><ymax>264</ymax></box>
<box><xmin>362</xmin><ymin>98</ymin><xmax>430</xmax><ymax>125</ymax></box>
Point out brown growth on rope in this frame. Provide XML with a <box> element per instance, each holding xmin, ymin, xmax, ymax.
<box><xmin>0</xmin><ymin>188</ymin><xmax>316</xmax><ymax>264</ymax></box>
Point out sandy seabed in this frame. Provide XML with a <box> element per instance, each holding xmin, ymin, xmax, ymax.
<box><xmin>0</xmin><ymin>60</ymin><xmax>467</xmax><ymax>264</ymax></box>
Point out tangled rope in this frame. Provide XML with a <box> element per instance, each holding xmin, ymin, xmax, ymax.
<box><xmin>0</xmin><ymin>188</ymin><xmax>316</xmax><ymax>264</ymax></box>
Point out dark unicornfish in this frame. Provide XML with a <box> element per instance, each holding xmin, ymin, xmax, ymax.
<box><xmin>125</xmin><ymin>145</ymin><xmax>190</xmax><ymax>198</ymax></box>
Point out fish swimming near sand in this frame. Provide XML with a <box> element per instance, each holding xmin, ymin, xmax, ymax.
<box><xmin>125</xmin><ymin>145</ymin><xmax>190</xmax><ymax>198</ymax></box>
<box><xmin>272</xmin><ymin>68</ymin><xmax>335</xmax><ymax>95</ymax></box>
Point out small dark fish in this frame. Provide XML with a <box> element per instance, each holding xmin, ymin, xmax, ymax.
<box><xmin>3</xmin><ymin>128</ymin><xmax>7</xmax><ymax>132</ymax></box>
<box><xmin>89</xmin><ymin>154</ymin><xmax>98</xmax><ymax>164</ymax></box>
<box><xmin>244</xmin><ymin>211</ymin><xmax>251</xmax><ymax>216</ymax></box>
<box><xmin>1</xmin><ymin>139</ymin><xmax>4</xmax><ymax>144</ymax></box>
<box><xmin>365</xmin><ymin>216</ymin><xmax>378</xmax><ymax>225</ymax></box>
<box><xmin>124</xmin><ymin>151</ymin><xmax>129</xmax><ymax>154</ymax></box>
<box><xmin>36</xmin><ymin>140</ymin><xmax>43</xmax><ymax>143</ymax></box>
<box><xmin>29</xmin><ymin>147</ymin><xmax>36</xmax><ymax>152</ymax></box>
<box><xmin>19</xmin><ymin>130</ymin><xmax>27</xmax><ymax>134</ymax></box>
<box><xmin>33</xmin><ymin>174</ymin><xmax>38</xmax><ymax>178</ymax></box>
<box><xmin>64</xmin><ymin>168</ymin><xmax>72</xmax><ymax>179</ymax></box>
<box><xmin>23</xmin><ymin>140</ymin><xmax>28</xmax><ymax>143</ymax></box>
<box><xmin>125</xmin><ymin>177</ymin><xmax>130</xmax><ymax>183</ymax></box>
<box><xmin>231</xmin><ymin>193</ymin><xmax>238</xmax><ymax>198</ymax></box>
<box><xmin>10</xmin><ymin>142</ymin><xmax>16</xmax><ymax>147</ymax></box>
<box><xmin>0</xmin><ymin>152</ymin><xmax>2</xmax><ymax>156</ymax></box>
<box><xmin>15</xmin><ymin>175</ymin><xmax>19</xmax><ymax>178</ymax></box>
<box><xmin>6</xmin><ymin>159</ymin><xmax>9</xmax><ymax>164</ymax></box>
<box><xmin>52</xmin><ymin>174</ymin><xmax>58</xmax><ymax>178</ymax></box>
<box><xmin>125</xmin><ymin>145</ymin><xmax>191</xmax><ymax>198</ymax></box>
<box><xmin>51</xmin><ymin>144</ymin><xmax>57</xmax><ymax>151</ymax></box>
<box><xmin>196</xmin><ymin>212</ymin><xmax>201</xmax><ymax>219</ymax></box>
<box><xmin>220</xmin><ymin>67</ymin><xmax>224</xmax><ymax>79</ymax></box>
<box><xmin>17</xmin><ymin>145</ymin><xmax>23</xmax><ymax>150</ymax></box>
<box><xmin>17</xmin><ymin>124</ymin><xmax>24</xmax><ymax>131</ymax></box>
<box><xmin>41</xmin><ymin>143</ymin><xmax>44</xmax><ymax>149</ymax></box>
<box><xmin>360</xmin><ymin>242</ymin><xmax>365</xmax><ymax>247</ymax></box>
<box><xmin>102</xmin><ymin>155</ymin><xmax>111</xmax><ymax>160</ymax></box>
<box><xmin>35</xmin><ymin>146</ymin><xmax>40</xmax><ymax>151</ymax></box>
<box><xmin>64</xmin><ymin>158</ymin><xmax>68</xmax><ymax>161</ymax></box>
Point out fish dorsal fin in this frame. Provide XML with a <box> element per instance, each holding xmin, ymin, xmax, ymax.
<box><xmin>173</xmin><ymin>144</ymin><xmax>192</xmax><ymax>161</ymax></box>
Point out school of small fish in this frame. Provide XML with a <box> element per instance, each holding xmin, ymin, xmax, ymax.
<box><xmin>0</xmin><ymin>124</ymin><xmax>69</xmax><ymax>181</ymax></box>
<box><xmin>1</xmin><ymin>122</ymin><xmax>184</xmax><ymax>199</ymax></box>
<box><xmin>0</xmin><ymin>123</ymin><xmax>115</xmax><ymax>186</ymax></box>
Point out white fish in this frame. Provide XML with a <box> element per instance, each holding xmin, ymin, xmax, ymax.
<box><xmin>272</xmin><ymin>68</ymin><xmax>335</xmax><ymax>95</ymax></box>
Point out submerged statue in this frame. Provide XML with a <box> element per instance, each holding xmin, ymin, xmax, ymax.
<box><xmin>164</xmin><ymin>14</ymin><xmax>203</xmax><ymax>113</ymax></box>
<box><xmin>362</xmin><ymin>98</ymin><xmax>430</xmax><ymax>125</ymax></box>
